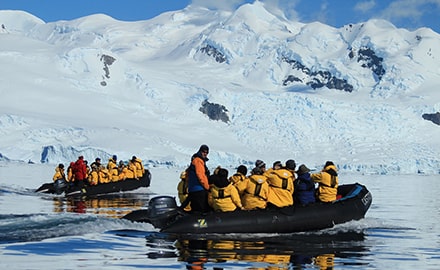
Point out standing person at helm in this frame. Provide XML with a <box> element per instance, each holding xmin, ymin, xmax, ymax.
<box><xmin>187</xmin><ymin>144</ymin><xmax>211</xmax><ymax>213</ymax></box>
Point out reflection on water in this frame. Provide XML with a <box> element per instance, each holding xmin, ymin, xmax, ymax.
<box><xmin>144</xmin><ymin>231</ymin><xmax>369</xmax><ymax>269</ymax></box>
<box><xmin>51</xmin><ymin>193</ymin><xmax>149</xmax><ymax>218</ymax></box>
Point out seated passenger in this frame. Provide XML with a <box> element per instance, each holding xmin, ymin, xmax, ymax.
<box><xmin>117</xmin><ymin>160</ymin><xmax>127</xmax><ymax>180</ymax></box>
<box><xmin>229</xmin><ymin>165</ymin><xmax>248</xmax><ymax>195</ymax></box>
<box><xmin>242</xmin><ymin>161</ymin><xmax>269</xmax><ymax>210</ymax></box>
<box><xmin>52</xmin><ymin>163</ymin><xmax>66</xmax><ymax>181</ymax></box>
<box><xmin>177</xmin><ymin>168</ymin><xmax>191</xmax><ymax>211</ymax></box>
<box><xmin>107</xmin><ymin>155</ymin><xmax>117</xmax><ymax>170</ymax></box>
<box><xmin>311</xmin><ymin>161</ymin><xmax>339</xmax><ymax>202</ymax></box>
<box><xmin>131</xmin><ymin>156</ymin><xmax>145</xmax><ymax>178</ymax></box>
<box><xmin>294</xmin><ymin>164</ymin><xmax>316</xmax><ymax>205</ymax></box>
<box><xmin>107</xmin><ymin>157</ymin><xmax>119</xmax><ymax>182</ymax></box>
<box><xmin>67</xmin><ymin>162</ymin><xmax>75</xmax><ymax>183</ymax></box>
<box><xmin>266</xmin><ymin>160</ymin><xmax>294</xmax><ymax>208</ymax></box>
<box><xmin>208</xmin><ymin>168</ymin><xmax>243</xmax><ymax>212</ymax></box>
<box><xmin>124</xmin><ymin>160</ymin><xmax>138</xmax><ymax>179</ymax></box>
<box><xmin>88</xmin><ymin>164</ymin><xmax>99</xmax><ymax>186</ymax></box>
<box><xmin>98</xmin><ymin>166</ymin><xmax>110</xmax><ymax>184</ymax></box>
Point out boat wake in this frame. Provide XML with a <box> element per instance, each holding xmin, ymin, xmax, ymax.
<box><xmin>0</xmin><ymin>213</ymin><xmax>153</xmax><ymax>244</ymax></box>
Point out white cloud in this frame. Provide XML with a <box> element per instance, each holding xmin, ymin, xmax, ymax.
<box><xmin>354</xmin><ymin>0</ymin><xmax>376</xmax><ymax>13</ymax></box>
<box><xmin>380</xmin><ymin>0</ymin><xmax>440</xmax><ymax>27</ymax></box>
<box><xmin>191</xmin><ymin>0</ymin><xmax>301</xmax><ymax>21</ymax></box>
<box><xmin>260</xmin><ymin>0</ymin><xmax>301</xmax><ymax>21</ymax></box>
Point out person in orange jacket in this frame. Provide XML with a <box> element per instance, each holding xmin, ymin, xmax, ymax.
<box><xmin>187</xmin><ymin>144</ymin><xmax>211</xmax><ymax>213</ymax></box>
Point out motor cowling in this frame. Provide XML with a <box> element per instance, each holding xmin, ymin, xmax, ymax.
<box><xmin>147</xmin><ymin>196</ymin><xmax>179</xmax><ymax>229</ymax></box>
<box><xmin>53</xmin><ymin>179</ymin><xmax>68</xmax><ymax>195</ymax></box>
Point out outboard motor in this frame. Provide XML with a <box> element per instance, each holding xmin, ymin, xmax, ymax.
<box><xmin>53</xmin><ymin>179</ymin><xmax>68</xmax><ymax>195</ymax></box>
<box><xmin>147</xmin><ymin>196</ymin><xmax>180</xmax><ymax>229</ymax></box>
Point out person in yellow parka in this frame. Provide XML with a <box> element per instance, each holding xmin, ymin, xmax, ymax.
<box><xmin>98</xmin><ymin>166</ymin><xmax>111</xmax><ymax>184</ymax></box>
<box><xmin>311</xmin><ymin>161</ymin><xmax>339</xmax><ymax>202</ymax></box>
<box><xmin>124</xmin><ymin>160</ymin><xmax>138</xmax><ymax>179</ymax></box>
<box><xmin>266</xmin><ymin>160</ymin><xmax>294</xmax><ymax>208</ymax></box>
<box><xmin>107</xmin><ymin>157</ymin><xmax>119</xmax><ymax>182</ymax></box>
<box><xmin>208</xmin><ymin>168</ymin><xmax>243</xmax><ymax>212</ymax></box>
<box><xmin>229</xmin><ymin>165</ymin><xmax>248</xmax><ymax>196</ymax></box>
<box><xmin>88</xmin><ymin>164</ymin><xmax>99</xmax><ymax>185</ymax></box>
<box><xmin>67</xmin><ymin>162</ymin><xmax>75</xmax><ymax>183</ymax></box>
<box><xmin>52</xmin><ymin>163</ymin><xmax>66</xmax><ymax>181</ymax></box>
<box><xmin>117</xmin><ymin>160</ymin><xmax>127</xmax><ymax>180</ymax></box>
<box><xmin>107</xmin><ymin>155</ymin><xmax>117</xmax><ymax>170</ymax></box>
<box><xmin>131</xmin><ymin>156</ymin><xmax>144</xmax><ymax>178</ymax></box>
<box><xmin>242</xmin><ymin>161</ymin><xmax>269</xmax><ymax>210</ymax></box>
<box><xmin>177</xmin><ymin>168</ymin><xmax>191</xmax><ymax>211</ymax></box>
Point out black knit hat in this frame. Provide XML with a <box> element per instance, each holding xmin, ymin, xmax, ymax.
<box><xmin>199</xmin><ymin>144</ymin><xmax>209</xmax><ymax>153</ymax></box>
<box><xmin>285</xmin><ymin>159</ymin><xmax>296</xmax><ymax>170</ymax></box>
<box><xmin>324</xmin><ymin>161</ymin><xmax>334</xmax><ymax>167</ymax></box>
<box><xmin>255</xmin><ymin>159</ymin><xmax>266</xmax><ymax>168</ymax></box>
<box><xmin>237</xmin><ymin>165</ymin><xmax>247</xmax><ymax>176</ymax></box>
<box><xmin>273</xmin><ymin>160</ymin><xmax>282</xmax><ymax>168</ymax></box>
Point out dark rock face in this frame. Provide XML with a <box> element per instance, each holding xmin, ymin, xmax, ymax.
<box><xmin>199</xmin><ymin>100</ymin><xmax>230</xmax><ymax>123</ymax></box>
<box><xmin>199</xmin><ymin>44</ymin><xmax>227</xmax><ymax>63</ymax></box>
<box><xmin>422</xmin><ymin>112</ymin><xmax>440</xmax><ymax>125</ymax></box>
<box><xmin>100</xmin><ymin>54</ymin><xmax>116</xmax><ymax>86</ymax></box>
<box><xmin>349</xmin><ymin>46</ymin><xmax>385</xmax><ymax>81</ymax></box>
<box><xmin>282</xmin><ymin>57</ymin><xmax>354</xmax><ymax>92</ymax></box>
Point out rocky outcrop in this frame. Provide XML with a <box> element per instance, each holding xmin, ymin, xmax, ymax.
<box><xmin>282</xmin><ymin>57</ymin><xmax>354</xmax><ymax>92</ymax></box>
<box><xmin>422</xmin><ymin>112</ymin><xmax>440</xmax><ymax>125</ymax></box>
<box><xmin>349</xmin><ymin>46</ymin><xmax>385</xmax><ymax>81</ymax></box>
<box><xmin>199</xmin><ymin>44</ymin><xmax>227</xmax><ymax>63</ymax></box>
<box><xmin>100</xmin><ymin>54</ymin><xmax>116</xmax><ymax>86</ymax></box>
<box><xmin>199</xmin><ymin>100</ymin><xmax>230</xmax><ymax>123</ymax></box>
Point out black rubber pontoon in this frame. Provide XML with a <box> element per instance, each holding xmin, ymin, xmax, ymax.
<box><xmin>122</xmin><ymin>183</ymin><xmax>372</xmax><ymax>233</ymax></box>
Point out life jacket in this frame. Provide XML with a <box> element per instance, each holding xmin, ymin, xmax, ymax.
<box><xmin>245</xmin><ymin>175</ymin><xmax>268</xmax><ymax>200</ymax></box>
<box><xmin>242</xmin><ymin>174</ymin><xmax>269</xmax><ymax>210</ymax></box>
<box><xmin>266</xmin><ymin>169</ymin><xmax>294</xmax><ymax>207</ymax></box>
<box><xmin>52</xmin><ymin>167</ymin><xmax>66</xmax><ymax>181</ymax></box>
<box><xmin>132</xmin><ymin>158</ymin><xmax>144</xmax><ymax>177</ymax></box>
<box><xmin>209</xmin><ymin>183</ymin><xmax>242</xmax><ymax>212</ymax></box>
<box><xmin>312</xmin><ymin>165</ymin><xmax>339</xmax><ymax>202</ymax></box>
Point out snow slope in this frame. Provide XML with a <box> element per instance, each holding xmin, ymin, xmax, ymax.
<box><xmin>0</xmin><ymin>2</ymin><xmax>439</xmax><ymax>174</ymax></box>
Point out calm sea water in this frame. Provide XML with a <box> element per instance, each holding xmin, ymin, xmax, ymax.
<box><xmin>0</xmin><ymin>163</ymin><xmax>439</xmax><ymax>269</ymax></box>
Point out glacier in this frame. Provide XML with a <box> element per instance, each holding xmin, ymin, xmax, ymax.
<box><xmin>0</xmin><ymin>2</ymin><xmax>439</xmax><ymax>174</ymax></box>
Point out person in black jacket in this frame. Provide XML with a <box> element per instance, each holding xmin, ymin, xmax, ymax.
<box><xmin>294</xmin><ymin>164</ymin><xmax>316</xmax><ymax>205</ymax></box>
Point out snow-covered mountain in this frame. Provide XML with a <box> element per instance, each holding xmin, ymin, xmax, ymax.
<box><xmin>0</xmin><ymin>2</ymin><xmax>439</xmax><ymax>174</ymax></box>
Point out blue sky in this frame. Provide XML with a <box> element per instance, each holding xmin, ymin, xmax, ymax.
<box><xmin>1</xmin><ymin>0</ymin><xmax>439</xmax><ymax>33</ymax></box>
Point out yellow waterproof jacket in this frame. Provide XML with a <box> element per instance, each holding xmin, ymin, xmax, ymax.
<box><xmin>133</xmin><ymin>157</ymin><xmax>144</xmax><ymax>177</ymax></box>
<box><xmin>311</xmin><ymin>164</ymin><xmax>339</xmax><ymax>202</ymax></box>
<box><xmin>108</xmin><ymin>164</ymin><xmax>119</xmax><ymax>182</ymax></box>
<box><xmin>88</xmin><ymin>170</ymin><xmax>99</xmax><ymax>185</ymax></box>
<box><xmin>209</xmin><ymin>183</ymin><xmax>243</xmax><ymax>212</ymax></box>
<box><xmin>67</xmin><ymin>163</ymin><xmax>75</xmax><ymax>182</ymax></box>
<box><xmin>266</xmin><ymin>168</ymin><xmax>294</xmax><ymax>207</ymax></box>
<box><xmin>229</xmin><ymin>173</ymin><xmax>247</xmax><ymax>195</ymax></box>
<box><xmin>52</xmin><ymin>167</ymin><xmax>65</xmax><ymax>181</ymax></box>
<box><xmin>124</xmin><ymin>162</ymin><xmax>137</xmax><ymax>179</ymax></box>
<box><xmin>177</xmin><ymin>170</ymin><xmax>191</xmax><ymax>211</ymax></box>
<box><xmin>98</xmin><ymin>168</ymin><xmax>110</xmax><ymax>184</ymax></box>
<box><xmin>107</xmin><ymin>159</ymin><xmax>117</xmax><ymax>171</ymax></box>
<box><xmin>242</xmin><ymin>174</ymin><xmax>269</xmax><ymax>210</ymax></box>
